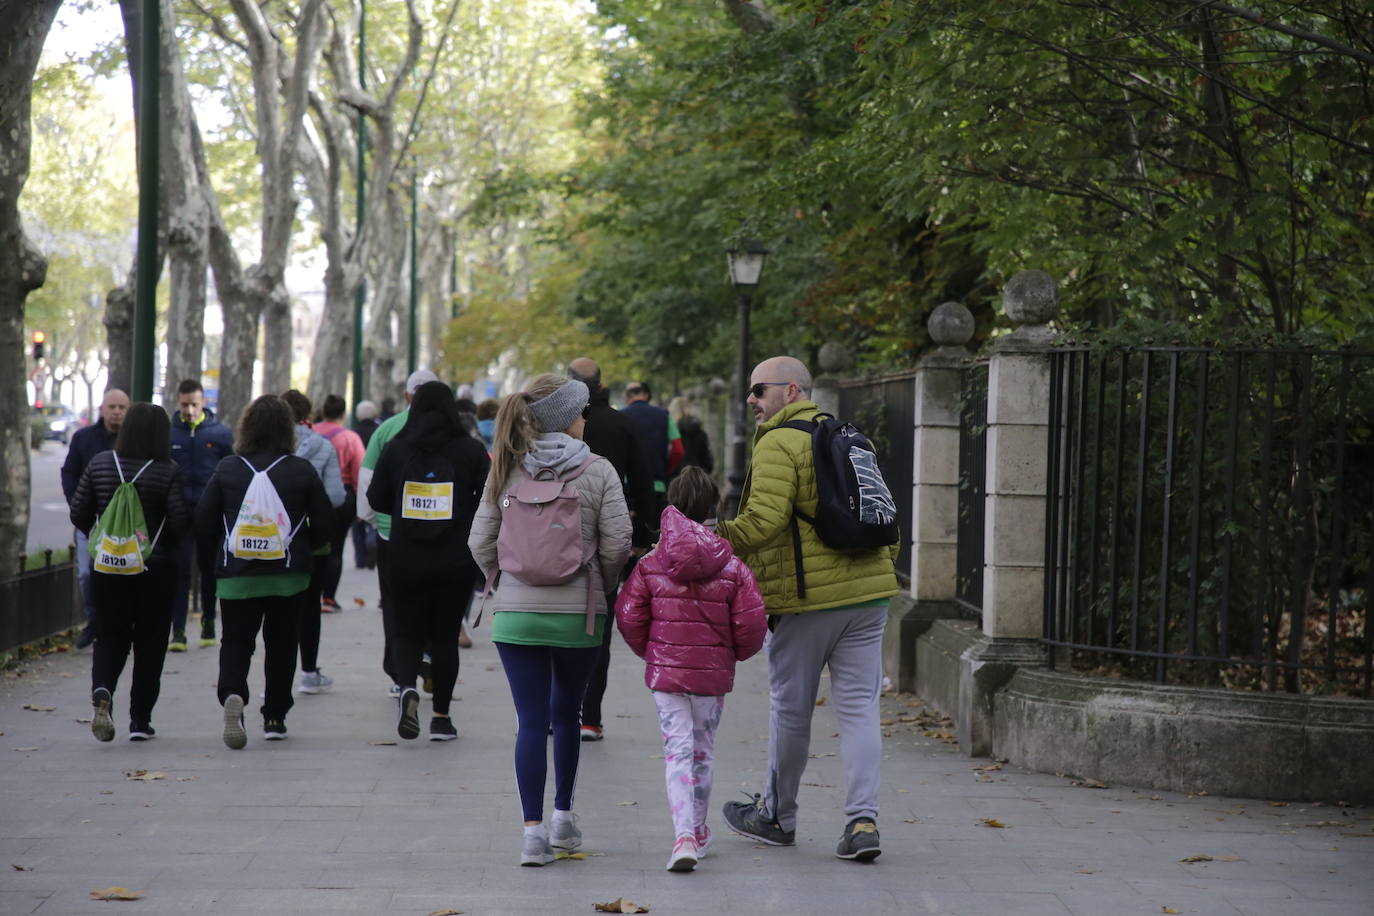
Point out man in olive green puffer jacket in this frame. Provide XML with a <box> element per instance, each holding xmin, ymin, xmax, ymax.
<box><xmin>717</xmin><ymin>355</ymin><xmax>899</xmax><ymax>864</ymax></box>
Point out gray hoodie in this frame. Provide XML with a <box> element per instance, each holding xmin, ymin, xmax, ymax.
<box><xmin>295</xmin><ymin>425</ymin><xmax>346</xmax><ymax>508</ymax></box>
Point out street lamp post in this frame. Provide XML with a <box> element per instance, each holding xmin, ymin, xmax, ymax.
<box><xmin>724</xmin><ymin>239</ymin><xmax>769</xmax><ymax>518</ymax></box>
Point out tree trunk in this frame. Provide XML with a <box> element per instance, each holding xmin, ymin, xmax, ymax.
<box><xmin>307</xmin><ymin>257</ymin><xmax>355</xmax><ymax>404</ymax></box>
<box><xmin>104</xmin><ymin>277</ymin><xmax>135</xmax><ymax>392</ymax></box>
<box><xmin>261</xmin><ymin>286</ymin><xmax>292</xmax><ymax>394</ymax></box>
<box><xmin>0</xmin><ymin>0</ymin><xmax>61</xmax><ymax>575</ymax></box>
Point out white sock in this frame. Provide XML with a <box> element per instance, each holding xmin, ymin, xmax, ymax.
<box><xmin>523</xmin><ymin>823</ymin><xmax>547</xmax><ymax>838</ymax></box>
<box><xmin>552</xmin><ymin>809</ymin><xmax>574</xmax><ymax>825</ymax></box>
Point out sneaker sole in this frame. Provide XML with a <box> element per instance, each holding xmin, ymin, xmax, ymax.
<box><xmin>264</xmin><ymin>732</ymin><xmax>287</xmax><ymax>741</ymax></box>
<box><xmin>550</xmin><ymin>836</ymin><xmax>582</xmax><ymax>851</ymax></box>
<box><xmin>198</xmin><ymin>639</ymin><xmax>217</xmax><ymax>648</ymax></box>
<box><xmin>223</xmin><ymin>696</ymin><xmax>247</xmax><ymax>750</ymax></box>
<box><xmin>429</xmin><ymin>730</ymin><xmax>458</xmax><ymax>742</ymax></box>
<box><xmin>519</xmin><ymin>854</ymin><xmax>555</xmax><ymax>867</ymax></box>
<box><xmin>91</xmin><ymin>691</ymin><xmax>114</xmax><ymax>742</ymax></box>
<box><xmin>298</xmin><ymin>684</ymin><xmax>326</xmax><ymax>695</ymax></box>
<box><xmin>667</xmin><ymin>852</ymin><xmax>698</xmax><ymax>872</ymax></box>
<box><xmin>128</xmin><ymin>732</ymin><xmax>154</xmax><ymax>742</ymax></box>
<box><xmin>398</xmin><ymin>691</ymin><xmax>420</xmax><ymax>740</ymax></box>
<box><xmin>836</xmin><ymin>846</ymin><xmax>882</xmax><ymax>862</ymax></box>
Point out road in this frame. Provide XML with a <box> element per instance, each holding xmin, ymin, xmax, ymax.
<box><xmin>26</xmin><ymin>440</ymin><xmax>74</xmax><ymax>556</ymax></box>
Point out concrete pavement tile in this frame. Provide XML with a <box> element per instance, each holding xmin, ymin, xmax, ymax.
<box><xmin>202</xmin><ymin>886</ymin><xmax>395</xmax><ymax>911</ymax></box>
<box><xmin>1218</xmin><ymin>900</ymin><xmax>1370</xmax><ymax>916</ymax></box>
<box><xmin>0</xmin><ymin>890</ymin><xmax>47</xmax><ymax>914</ymax></box>
<box><xmin>1059</xmin><ymin>891</ymin><xmax>1245</xmax><ymax>916</ymax></box>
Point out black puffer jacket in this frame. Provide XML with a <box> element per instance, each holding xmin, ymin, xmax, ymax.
<box><xmin>366</xmin><ymin>411</ymin><xmax>490</xmax><ymax>576</ymax></box>
<box><xmin>195</xmin><ymin>452</ymin><xmax>334</xmax><ymax>579</ymax></box>
<box><xmin>583</xmin><ymin>387</ymin><xmax>657</xmax><ymax>547</ymax></box>
<box><xmin>69</xmin><ymin>451</ymin><xmax>190</xmax><ymax>567</ymax></box>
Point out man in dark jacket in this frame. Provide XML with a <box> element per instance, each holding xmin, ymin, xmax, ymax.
<box><xmin>169</xmin><ymin>379</ymin><xmax>235</xmax><ymax>649</ymax></box>
<box><xmin>61</xmin><ymin>388</ymin><xmax>129</xmax><ymax>648</ymax></box>
<box><xmin>622</xmin><ymin>381</ymin><xmax>683</xmax><ymax>511</ymax></box>
<box><xmin>568</xmin><ymin>357</ymin><xmax>656</xmax><ymax>741</ymax></box>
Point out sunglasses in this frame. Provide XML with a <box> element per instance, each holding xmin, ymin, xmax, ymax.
<box><xmin>748</xmin><ymin>381</ymin><xmax>791</xmax><ymax>399</ymax></box>
<box><xmin>581</xmin><ymin>405</ymin><xmax>592</xmax><ymax>420</ymax></box>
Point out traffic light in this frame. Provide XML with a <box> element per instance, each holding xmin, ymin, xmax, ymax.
<box><xmin>31</xmin><ymin>330</ymin><xmax>45</xmax><ymax>361</ymax></box>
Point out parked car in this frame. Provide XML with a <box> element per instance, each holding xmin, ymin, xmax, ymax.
<box><xmin>36</xmin><ymin>405</ymin><xmax>79</xmax><ymax>445</ymax></box>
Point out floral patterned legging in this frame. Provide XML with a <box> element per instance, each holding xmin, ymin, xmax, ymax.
<box><xmin>653</xmin><ymin>692</ymin><xmax>726</xmax><ymax>839</ymax></box>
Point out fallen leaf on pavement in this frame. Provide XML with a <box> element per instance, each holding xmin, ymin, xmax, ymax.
<box><xmin>973</xmin><ymin>763</ymin><xmax>1003</xmax><ymax>773</ymax></box>
<box><xmin>11</xmin><ymin>864</ymin><xmax>31</xmax><ymax>871</ymax></box>
<box><xmin>369</xmin><ymin>740</ymin><xmax>397</xmax><ymax>746</ymax></box>
<box><xmin>14</xmin><ymin>748</ymin><xmax>38</xmax><ymax>752</ymax></box>
<box><xmin>1072</xmin><ymin>778</ymin><xmax>1109</xmax><ymax>789</ymax></box>
<box><xmin>21</xmin><ymin>704</ymin><xmax>55</xmax><ymax>712</ymax></box>
<box><xmin>353</xmin><ymin>597</ymin><xmax>366</xmax><ymax>606</ymax></box>
<box><xmin>1179</xmin><ymin>854</ymin><xmax>1241</xmax><ymax>863</ymax></box>
<box><xmin>556</xmin><ymin>852</ymin><xmax>588</xmax><ymax>860</ymax></box>
<box><xmin>428</xmin><ymin>909</ymin><xmax>463</xmax><ymax>915</ymax></box>
<box><xmin>1268</xmin><ymin>801</ymin><xmax>1289</xmax><ymax>807</ymax></box>
<box><xmin>616</xmin><ymin>800</ymin><xmax>638</xmax><ymax>806</ymax></box>
<box><xmin>815</xmin><ymin>696</ymin><xmax>827</xmax><ymax>706</ymax></box>
<box><xmin>594</xmin><ymin>899</ymin><xmax>649</xmax><ymax>914</ymax></box>
<box><xmin>176</xmin><ymin>776</ymin><xmax>198</xmax><ymax>782</ymax></box>
<box><xmin>75</xmin><ymin>717</ymin><xmax>92</xmax><ymax>724</ymax></box>
<box><xmin>124</xmin><ymin>770</ymin><xmax>165</xmax><ymax>781</ymax></box>
<box><xmin>902</xmin><ymin>818</ymin><xmax>920</xmax><ymax>824</ymax></box>
<box><xmin>808</xmin><ymin>752</ymin><xmax>836</xmax><ymax>758</ymax></box>
<box><xmin>978</xmin><ymin>818</ymin><xmax>1007</xmax><ymax>828</ymax></box>
<box><xmin>91</xmin><ymin>887</ymin><xmax>144</xmax><ymax>900</ymax></box>
<box><xmin>1162</xmin><ymin>908</ymin><xmax>1180</xmax><ymax>914</ymax></box>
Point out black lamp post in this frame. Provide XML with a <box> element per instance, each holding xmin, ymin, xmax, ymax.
<box><xmin>724</xmin><ymin>239</ymin><xmax>769</xmax><ymax>518</ymax></box>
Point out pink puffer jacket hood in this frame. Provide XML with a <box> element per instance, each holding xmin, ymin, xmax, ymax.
<box><xmin>615</xmin><ymin>506</ymin><xmax>766</xmax><ymax>696</ymax></box>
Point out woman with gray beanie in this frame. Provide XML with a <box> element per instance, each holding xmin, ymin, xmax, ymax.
<box><xmin>468</xmin><ymin>373</ymin><xmax>632</xmax><ymax>866</ymax></box>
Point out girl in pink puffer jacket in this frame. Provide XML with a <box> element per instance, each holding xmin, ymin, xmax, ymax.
<box><xmin>615</xmin><ymin>467</ymin><xmax>766</xmax><ymax>873</ymax></box>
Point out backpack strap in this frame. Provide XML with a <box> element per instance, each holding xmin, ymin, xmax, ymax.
<box><xmin>768</xmin><ymin>418</ymin><xmax>821</xmax><ymax>600</ymax></box>
<box><xmin>322</xmin><ymin>427</ymin><xmax>344</xmax><ymax>441</ymax></box>
<box><xmin>127</xmin><ymin>459</ymin><xmax>154</xmax><ymax>485</ymax></box>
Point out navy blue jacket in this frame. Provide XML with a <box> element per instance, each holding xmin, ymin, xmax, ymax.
<box><xmin>61</xmin><ymin>421</ymin><xmax>119</xmax><ymax>503</ymax></box>
<box><xmin>622</xmin><ymin>400</ymin><xmax>671</xmax><ymax>487</ymax></box>
<box><xmin>171</xmin><ymin>408</ymin><xmax>235</xmax><ymax>507</ymax></box>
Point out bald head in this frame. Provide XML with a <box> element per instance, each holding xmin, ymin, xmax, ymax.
<box><xmin>100</xmin><ymin>389</ymin><xmax>130</xmax><ymax>432</ymax></box>
<box><xmin>747</xmin><ymin>356</ymin><xmax>812</xmax><ymax>425</ymax></box>
<box><xmin>568</xmin><ymin>357</ymin><xmax>602</xmax><ymax>391</ymax></box>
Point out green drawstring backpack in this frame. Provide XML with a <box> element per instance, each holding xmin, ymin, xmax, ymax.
<box><xmin>88</xmin><ymin>458</ymin><xmax>164</xmax><ymax>575</ymax></box>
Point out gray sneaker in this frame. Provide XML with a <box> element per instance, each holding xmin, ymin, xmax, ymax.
<box><xmin>722</xmin><ymin>794</ymin><xmax>795</xmax><ymax>846</ymax></box>
<box><xmin>835</xmin><ymin>816</ymin><xmax>881</xmax><ymax>862</ymax></box>
<box><xmin>550</xmin><ymin>811</ymin><xmax>582</xmax><ymax>851</ymax></box>
<box><xmin>298</xmin><ymin>669</ymin><xmax>333</xmax><ymax>694</ymax></box>
<box><xmin>91</xmin><ymin>687</ymin><xmax>114</xmax><ymax>742</ymax></box>
<box><xmin>521</xmin><ymin>829</ymin><xmax>556</xmax><ymax>867</ymax></box>
<box><xmin>222</xmin><ymin>695</ymin><xmax>247</xmax><ymax>750</ymax></box>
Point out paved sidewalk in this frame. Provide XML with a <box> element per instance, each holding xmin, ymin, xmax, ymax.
<box><xmin>1</xmin><ymin>563</ymin><xmax>1371</xmax><ymax>915</ymax></box>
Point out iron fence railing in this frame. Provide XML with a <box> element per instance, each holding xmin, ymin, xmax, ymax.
<box><xmin>1044</xmin><ymin>346</ymin><xmax>1374</xmax><ymax>696</ymax></box>
<box><xmin>1</xmin><ymin>548</ymin><xmax>79</xmax><ymax>655</ymax></box>
<box><xmin>839</xmin><ymin>370</ymin><xmax>916</xmax><ymax>581</ymax></box>
<box><xmin>956</xmin><ymin>362</ymin><xmax>989</xmax><ymax>616</ymax></box>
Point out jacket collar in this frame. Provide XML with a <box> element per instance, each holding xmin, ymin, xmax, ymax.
<box><xmin>753</xmin><ymin>399</ymin><xmax>819</xmax><ymax>443</ymax></box>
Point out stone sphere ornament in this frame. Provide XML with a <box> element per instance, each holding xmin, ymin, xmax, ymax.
<box><xmin>817</xmin><ymin>342</ymin><xmax>854</xmax><ymax>375</ymax></box>
<box><xmin>928</xmin><ymin>302</ymin><xmax>975</xmax><ymax>346</ymax></box>
<box><xmin>1001</xmin><ymin>270</ymin><xmax>1060</xmax><ymax>326</ymax></box>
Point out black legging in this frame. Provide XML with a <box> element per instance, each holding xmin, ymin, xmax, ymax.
<box><xmin>389</xmin><ymin>567</ymin><xmax>474</xmax><ymax>715</ymax></box>
<box><xmin>320</xmin><ymin>488</ymin><xmax>355</xmax><ymax>602</ymax></box>
<box><xmin>298</xmin><ymin>565</ymin><xmax>325</xmax><ymax>672</ymax></box>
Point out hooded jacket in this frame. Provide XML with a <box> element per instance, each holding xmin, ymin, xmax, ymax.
<box><xmin>468</xmin><ymin>434</ymin><xmax>632</xmax><ymax>620</ymax></box>
<box><xmin>615</xmin><ymin>506</ymin><xmax>766</xmax><ymax>696</ymax></box>
<box><xmin>716</xmin><ymin>399</ymin><xmax>898</xmax><ymax>614</ymax></box>
<box><xmin>294</xmin><ymin>424</ymin><xmax>346</xmax><ymax>508</ymax></box>
<box><xmin>366</xmin><ymin>410</ymin><xmax>490</xmax><ymax>576</ymax></box>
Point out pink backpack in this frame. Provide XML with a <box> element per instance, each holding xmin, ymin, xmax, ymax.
<box><xmin>497</xmin><ymin>457</ymin><xmax>597</xmax><ymax>585</ymax></box>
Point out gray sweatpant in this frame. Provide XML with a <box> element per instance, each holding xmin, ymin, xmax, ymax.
<box><xmin>763</xmin><ymin>604</ymin><xmax>887</xmax><ymax>832</ymax></box>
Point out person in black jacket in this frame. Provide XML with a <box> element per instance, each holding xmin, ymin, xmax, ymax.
<box><xmin>69</xmin><ymin>402</ymin><xmax>189</xmax><ymax>742</ymax></box>
<box><xmin>568</xmin><ymin>357</ymin><xmax>656</xmax><ymax>742</ymax></box>
<box><xmin>195</xmin><ymin>395</ymin><xmax>334</xmax><ymax>748</ymax></box>
<box><xmin>366</xmin><ymin>382</ymin><xmax>490</xmax><ymax>741</ymax></box>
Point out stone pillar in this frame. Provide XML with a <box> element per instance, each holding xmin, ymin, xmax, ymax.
<box><xmin>956</xmin><ymin>270</ymin><xmax>1057</xmax><ymax>756</ymax></box>
<box><xmin>810</xmin><ymin>342</ymin><xmax>851</xmax><ymax>417</ymax></box>
<box><xmin>886</xmin><ymin>303</ymin><xmax>974</xmax><ymax>692</ymax></box>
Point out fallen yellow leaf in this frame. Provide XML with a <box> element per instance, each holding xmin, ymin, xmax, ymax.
<box><xmin>91</xmin><ymin>887</ymin><xmax>144</xmax><ymax>900</ymax></box>
<box><xmin>1162</xmin><ymin>908</ymin><xmax>1180</xmax><ymax>914</ymax></box>
<box><xmin>594</xmin><ymin>900</ymin><xmax>649</xmax><ymax>914</ymax></box>
<box><xmin>21</xmin><ymin>704</ymin><xmax>55</xmax><ymax>712</ymax></box>
<box><xmin>815</xmin><ymin>696</ymin><xmax>827</xmax><ymax>706</ymax></box>
<box><xmin>1073</xmin><ymin>778</ymin><xmax>1108</xmax><ymax>789</ymax></box>
<box><xmin>124</xmin><ymin>770</ymin><xmax>165</xmax><ymax>781</ymax></box>
<box><xmin>428</xmin><ymin>910</ymin><xmax>463</xmax><ymax>915</ymax></box>
<box><xmin>11</xmin><ymin>864</ymin><xmax>32</xmax><ymax>871</ymax></box>
<box><xmin>978</xmin><ymin>818</ymin><xmax>1007</xmax><ymax>828</ymax></box>
<box><xmin>616</xmin><ymin>800</ymin><xmax>638</xmax><ymax>806</ymax></box>
<box><xmin>353</xmin><ymin>597</ymin><xmax>366</xmax><ymax>606</ymax></box>
<box><xmin>556</xmin><ymin>851</ymin><xmax>588</xmax><ymax>860</ymax></box>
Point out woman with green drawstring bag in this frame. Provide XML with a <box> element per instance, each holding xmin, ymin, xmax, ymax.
<box><xmin>70</xmin><ymin>403</ymin><xmax>190</xmax><ymax>743</ymax></box>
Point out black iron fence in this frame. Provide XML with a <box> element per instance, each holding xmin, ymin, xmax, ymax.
<box><xmin>839</xmin><ymin>370</ymin><xmax>916</xmax><ymax>580</ymax></box>
<box><xmin>1</xmin><ymin>548</ymin><xmax>80</xmax><ymax>655</ymax></box>
<box><xmin>956</xmin><ymin>362</ymin><xmax>989</xmax><ymax>615</ymax></box>
<box><xmin>1044</xmin><ymin>346</ymin><xmax>1374</xmax><ymax>696</ymax></box>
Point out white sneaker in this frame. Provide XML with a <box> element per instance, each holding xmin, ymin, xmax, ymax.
<box><xmin>667</xmin><ymin>835</ymin><xmax>698</xmax><ymax>872</ymax></box>
<box><xmin>298</xmin><ymin>669</ymin><xmax>333</xmax><ymax>694</ymax></box>
<box><xmin>521</xmin><ymin>826</ymin><xmax>556</xmax><ymax>867</ymax></box>
<box><xmin>550</xmin><ymin>810</ymin><xmax>582</xmax><ymax>851</ymax></box>
<box><xmin>387</xmin><ymin>683</ymin><xmax>402</xmax><ymax>698</ymax></box>
<box><xmin>694</xmin><ymin>824</ymin><xmax>712</xmax><ymax>859</ymax></box>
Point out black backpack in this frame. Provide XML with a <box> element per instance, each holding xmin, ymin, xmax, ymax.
<box><xmin>773</xmin><ymin>413</ymin><xmax>899</xmax><ymax>597</ymax></box>
<box><xmin>390</xmin><ymin>445</ymin><xmax>458</xmax><ymax>544</ymax></box>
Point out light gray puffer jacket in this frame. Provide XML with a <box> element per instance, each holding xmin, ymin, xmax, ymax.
<box><xmin>468</xmin><ymin>454</ymin><xmax>632</xmax><ymax>618</ymax></box>
<box><xmin>295</xmin><ymin>425</ymin><xmax>346</xmax><ymax>508</ymax></box>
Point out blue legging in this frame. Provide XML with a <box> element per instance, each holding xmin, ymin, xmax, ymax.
<box><xmin>496</xmin><ymin>641</ymin><xmax>600</xmax><ymax>823</ymax></box>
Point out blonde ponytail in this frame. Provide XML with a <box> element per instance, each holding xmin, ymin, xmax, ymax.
<box><xmin>483</xmin><ymin>373</ymin><xmax>570</xmax><ymax>502</ymax></box>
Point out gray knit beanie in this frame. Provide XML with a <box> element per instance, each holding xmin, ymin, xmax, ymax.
<box><xmin>528</xmin><ymin>379</ymin><xmax>589</xmax><ymax>434</ymax></box>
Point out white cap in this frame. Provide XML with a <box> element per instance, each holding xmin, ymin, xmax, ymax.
<box><xmin>405</xmin><ymin>369</ymin><xmax>439</xmax><ymax>394</ymax></box>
